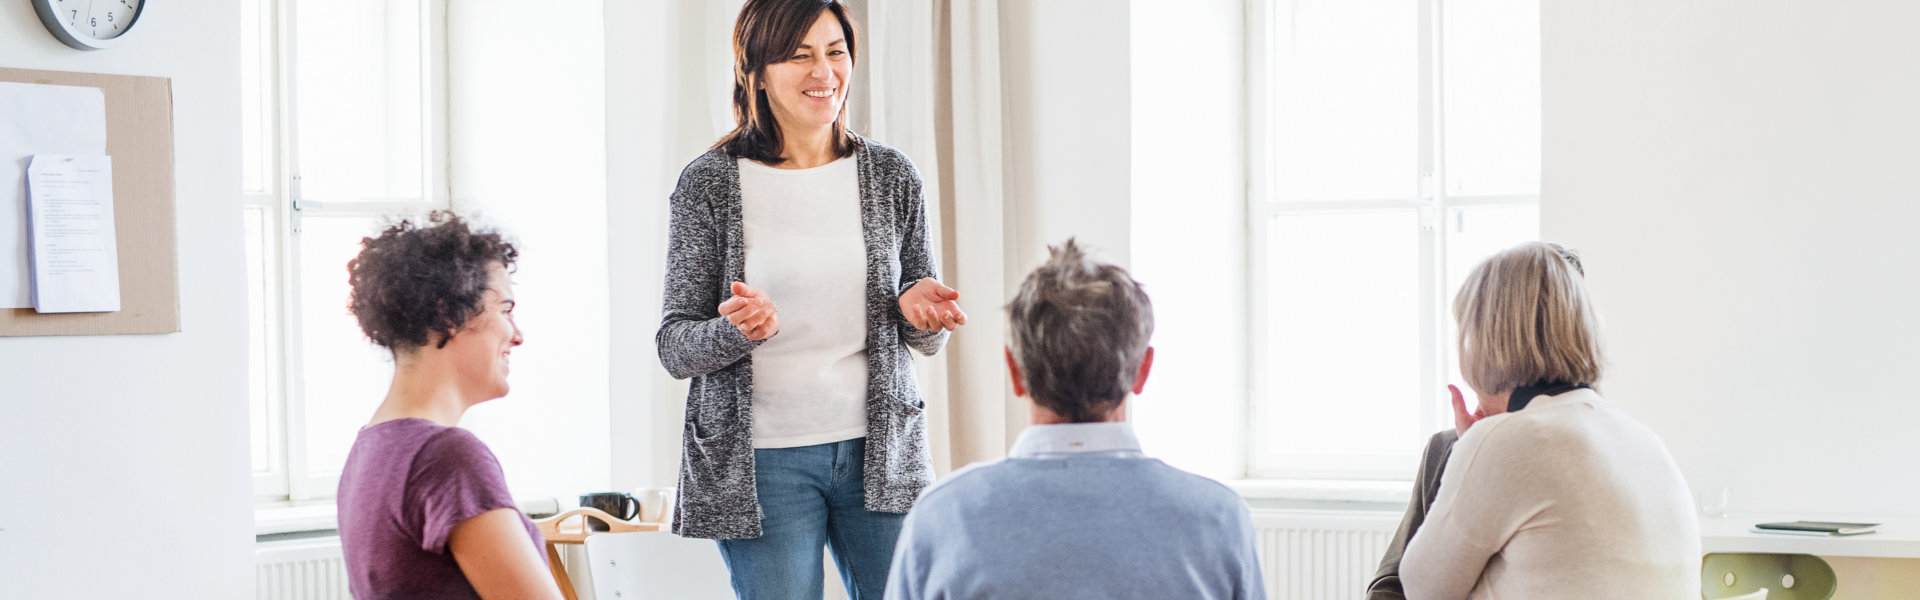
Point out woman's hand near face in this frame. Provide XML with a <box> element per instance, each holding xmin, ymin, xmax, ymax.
<box><xmin>719</xmin><ymin>281</ymin><xmax>781</xmax><ymax>341</ymax></box>
<box><xmin>1450</xmin><ymin>384</ymin><xmax>1485</xmax><ymax>436</ymax></box>
<box><xmin>900</xmin><ymin>277</ymin><xmax>967</xmax><ymax>332</ymax></box>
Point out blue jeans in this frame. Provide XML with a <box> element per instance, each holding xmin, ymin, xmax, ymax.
<box><xmin>715</xmin><ymin>438</ymin><xmax>905</xmax><ymax>600</ymax></box>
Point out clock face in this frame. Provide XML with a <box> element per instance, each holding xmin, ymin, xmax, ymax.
<box><xmin>34</xmin><ymin>0</ymin><xmax>145</xmax><ymax>50</ymax></box>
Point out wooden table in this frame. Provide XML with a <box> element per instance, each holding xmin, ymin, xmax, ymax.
<box><xmin>533</xmin><ymin>508</ymin><xmax>665</xmax><ymax>600</ymax></box>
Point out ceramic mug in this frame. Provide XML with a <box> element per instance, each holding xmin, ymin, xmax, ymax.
<box><xmin>637</xmin><ymin>487</ymin><xmax>676</xmax><ymax>523</ymax></box>
<box><xmin>579</xmin><ymin>492</ymin><xmax>639</xmax><ymax>531</ymax></box>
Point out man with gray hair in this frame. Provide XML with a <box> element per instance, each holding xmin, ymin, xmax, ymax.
<box><xmin>884</xmin><ymin>239</ymin><xmax>1266</xmax><ymax>599</ymax></box>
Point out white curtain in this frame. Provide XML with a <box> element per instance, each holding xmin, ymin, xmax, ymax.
<box><xmin>853</xmin><ymin>0</ymin><xmax>1020</xmax><ymax>475</ymax></box>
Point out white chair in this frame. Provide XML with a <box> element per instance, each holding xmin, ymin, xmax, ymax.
<box><xmin>581</xmin><ymin>531</ymin><xmax>735</xmax><ymax>600</ymax></box>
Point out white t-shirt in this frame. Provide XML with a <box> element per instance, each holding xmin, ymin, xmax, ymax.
<box><xmin>738</xmin><ymin>157</ymin><xmax>869</xmax><ymax>449</ymax></box>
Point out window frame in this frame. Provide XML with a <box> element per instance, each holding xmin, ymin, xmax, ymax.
<box><xmin>246</xmin><ymin>0</ymin><xmax>452</xmax><ymax>504</ymax></box>
<box><xmin>1244</xmin><ymin>0</ymin><xmax>1540</xmax><ymax>481</ymax></box>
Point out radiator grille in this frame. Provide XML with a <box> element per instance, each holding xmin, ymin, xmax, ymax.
<box><xmin>255</xmin><ymin>537</ymin><xmax>350</xmax><ymax>600</ymax></box>
<box><xmin>253</xmin><ymin>512</ymin><xmax>1399</xmax><ymax>600</ymax></box>
<box><xmin>1252</xmin><ymin>509</ymin><xmax>1400</xmax><ymax>600</ymax></box>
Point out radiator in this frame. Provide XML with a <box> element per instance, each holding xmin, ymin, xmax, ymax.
<box><xmin>254</xmin><ymin>536</ymin><xmax>596</xmax><ymax>599</ymax></box>
<box><xmin>254</xmin><ymin>512</ymin><xmax>1399</xmax><ymax>600</ymax></box>
<box><xmin>255</xmin><ymin>537</ymin><xmax>350</xmax><ymax>600</ymax></box>
<box><xmin>1251</xmin><ymin>508</ymin><xmax>1402</xmax><ymax>600</ymax></box>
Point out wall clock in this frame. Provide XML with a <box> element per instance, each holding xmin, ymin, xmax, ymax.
<box><xmin>33</xmin><ymin>0</ymin><xmax>145</xmax><ymax>51</ymax></box>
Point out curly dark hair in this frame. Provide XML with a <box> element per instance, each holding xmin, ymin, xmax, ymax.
<box><xmin>346</xmin><ymin>211</ymin><xmax>519</xmax><ymax>352</ymax></box>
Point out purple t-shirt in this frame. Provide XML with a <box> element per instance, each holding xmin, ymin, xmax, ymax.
<box><xmin>337</xmin><ymin>419</ymin><xmax>544</xmax><ymax>599</ymax></box>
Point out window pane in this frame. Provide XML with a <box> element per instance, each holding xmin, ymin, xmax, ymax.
<box><xmin>1442</xmin><ymin>0</ymin><xmax>1540</xmax><ymax>196</ymax></box>
<box><xmin>1270</xmin><ymin>0</ymin><xmax>1419</xmax><ymax>201</ymax></box>
<box><xmin>241</xmin><ymin>0</ymin><xmax>271</xmax><ymax>195</ymax></box>
<box><xmin>1441</xmin><ymin>204</ymin><xmax>1540</xmax><ymax>403</ymax></box>
<box><xmin>298</xmin><ymin>216</ymin><xmax>394</xmax><ymax>478</ymax></box>
<box><xmin>294</xmin><ymin>0</ymin><xmax>425</xmax><ymax>202</ymax></box>
<box><xmin>1256</xmin><ymin>211</ymin><xmax>1423</xmax><ymax>472</ymax></box>
<box><xmin>246</xmin><ymin>207</ymin><xmax>275</xmax><ymax>474</ymax></box>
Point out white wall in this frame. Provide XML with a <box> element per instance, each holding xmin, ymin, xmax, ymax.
<box><xmin>995</xmin><ymin>0</ymin><xmax>1133</xmax><ymax>442</ymax></box>
<box><xmin>447</xmin><ymin>1</ymin><xmax>615</xmax><ymax>500</ymax></box>
<box><xmin>1544</xmin><ymin>0</ymin><xmax>1920</xmax><ymax>517</ymax></box>
<box><xmin>1127</xmin><ymin>0</ymin><xmax>1248</xmax><ymax>481</ymax></box>
<box><xmin>0</xmin><ymin>2</ymin><xmax>254</xmax><ymax>598</ymax></box>
<box><xmin>999</xmin><ymin>1</ymin><xmax>1132</xmax><ymax>271</ymax></box>
<box><xmin>605</xmin><ymin>0</ymin><xmax>742</xmax><ymax>492</ymax></box>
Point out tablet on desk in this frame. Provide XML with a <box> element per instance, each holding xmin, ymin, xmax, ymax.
<box><xmin>1752</xmin><ymin>521</ymin><xmax>1880</xmax><ymax>536</ymax></box>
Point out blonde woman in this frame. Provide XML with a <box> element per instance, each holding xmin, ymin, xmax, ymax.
<box><xmin>1400</xmin><ymin>242</ymin><xmax>1700</xmax><ymax>599</ymax></box>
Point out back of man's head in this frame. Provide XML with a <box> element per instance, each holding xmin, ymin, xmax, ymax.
<box><xmin>1006</xmin><ymin>239</ymin><xmax>1155</xmax><ymax>423</ymax></box>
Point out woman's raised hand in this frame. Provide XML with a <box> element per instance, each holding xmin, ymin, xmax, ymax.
<box><xmin>1450</xmin><ymin>384</ymin><xmax>1485</xmax><ymax>436</ymax></box>
<box><xmin>900</xmin><ymin>277</ymin><xmax>967</xmax><ymax>332</ymax></box>
<box><xmin>718</xmin><ymin>281</ymin><xmax>781</xmax><ymax>341</ymax></box>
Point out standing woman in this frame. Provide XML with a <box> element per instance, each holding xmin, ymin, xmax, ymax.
<box><xmin>655</xmin><ymin>1</ymin><xmax>965</xmax><ymax>599</ymax></box>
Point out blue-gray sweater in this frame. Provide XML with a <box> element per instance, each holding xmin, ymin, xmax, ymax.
<box><xmin>886</xmin><ymin>422</ymin><xmax>1267</xmax><ymax>599</ymax></box>
<box><xmin>656</xmin><ymin>137</ymin><xmax>948</xmax><ymax>539</ymax></box>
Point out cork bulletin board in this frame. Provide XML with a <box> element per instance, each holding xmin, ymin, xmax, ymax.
<box><xmin>0</xmin><ymin>67</ymin><xmax>178</xmax><ymax>336</ymax></box>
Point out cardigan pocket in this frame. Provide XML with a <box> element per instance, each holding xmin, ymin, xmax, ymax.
<box><xmin>887</xmin><ymin>351</ymin><xmax>925</xmax><ymax>411</ymax></box>
<box><xmin>689</xmin><ymin>374</ymin><xmax>746</xmax><ymax>441</ymax></box>
<box><xmin>881</xmin><ymin>379</ymin><xmax>926</xmax><ymax>411</ymax></box>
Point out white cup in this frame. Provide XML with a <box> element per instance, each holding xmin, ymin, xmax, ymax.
<box><xmin>637</xmin><ymin>487</ymin><xmax>676</xmax><ymax>523</ymax></box>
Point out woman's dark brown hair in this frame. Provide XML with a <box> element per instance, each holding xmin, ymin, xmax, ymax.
<box><xmin>347</xmin><ymin>211</ymin><xmax>518</xmax><ymax>353</ymax></box>
<box><xmin>713</xmin><ymin>0</ymin><xmax>862</xmax><ymax>164</ymax></box>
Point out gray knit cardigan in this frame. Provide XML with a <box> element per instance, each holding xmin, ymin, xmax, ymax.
<box><xmin>656</xmin><ymin>136</ymin><xmax>949</xmax><ymax>539</ymax></box>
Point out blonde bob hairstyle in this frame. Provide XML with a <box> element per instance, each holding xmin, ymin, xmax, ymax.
<box><xmin>1453</xmin><ymin>242</ymin><xmax>1603</xmax><ymax>396</ymax></box>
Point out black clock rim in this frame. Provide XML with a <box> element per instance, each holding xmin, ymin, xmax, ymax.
<box><xmin>33</xmin><ymin>0</ymin><xmax>145</xmax><ymax>51</ymax></box>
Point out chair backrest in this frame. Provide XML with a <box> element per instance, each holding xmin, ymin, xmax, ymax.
<box><xmin>1702</xmin><ymin>553</ymin><xmax>1835</xmax><ymax>600</ymax></box>
<box><xmin>582</xmin><ymin>531</ymin><xmax>735</xmax><ymax>600</ymax></box>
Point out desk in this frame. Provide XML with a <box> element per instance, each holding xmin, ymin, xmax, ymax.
<box><xmin>1700</xmin><ymin>513</ymin><xmax>1920</xmax><ymax>559</ymax></box>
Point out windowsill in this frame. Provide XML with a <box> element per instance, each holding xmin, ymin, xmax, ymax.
<box><xmin>1225</xmin><ymin>479</ymin><xmax>1413</xmax><ymax>512</ymax></box>
<box><xmin>258</xmin><ymin>484</ymin><xmax>1408</xmax><ymax>536</ymax></box>
<box><xmin>254</xmin><ymin>501</ymin><xmax>341</xmax><ymax>537</ymax></box>
<box><xmin>254</xmin><ymin>496</ymin><xmax>563</xmax><ymax>538</ymax></box>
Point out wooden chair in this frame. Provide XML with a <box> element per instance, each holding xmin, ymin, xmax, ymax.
<box><xmin>533</xmin><ymin>507</ymin><xmax>663</xmax><ymax>600</ymax></box>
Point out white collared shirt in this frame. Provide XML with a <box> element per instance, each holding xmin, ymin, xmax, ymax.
<box><xmin>1006</xmin><ymin>421</ymin><xmax>1148</xmax><ymax>459</ymax></box>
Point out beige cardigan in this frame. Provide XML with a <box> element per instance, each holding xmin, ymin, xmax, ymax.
<box><xmin>1400</xmin><ymin>389</ymin><xmax>1701</xmax><ymax>599</ymax></box>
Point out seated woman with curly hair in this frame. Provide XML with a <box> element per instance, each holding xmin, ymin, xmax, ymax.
<box><xmin>334</xmin><ymin>212</ymin><xmax>563</xmax><ymax>600</ymax></box>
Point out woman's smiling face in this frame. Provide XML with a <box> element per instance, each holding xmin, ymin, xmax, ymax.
<box><xmin>446</xmin><ymin>262</ymin><xmax>522</xmax><ymax>401</ymax></box>
<box><xmin>760</xmin><ymin>9</ymin><xmax>852</xmax><ymax>137</ymax></box>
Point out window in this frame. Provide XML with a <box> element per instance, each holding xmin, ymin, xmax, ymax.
<box><xmin>1247</xmin><ymin>0</ymin><xmax>1540</xmax><ymax>479</ymax></box>
<box><xmin>244</xmin><ymin>0</ymin><xmax>448</xmax><ymax>502</ymax></box>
